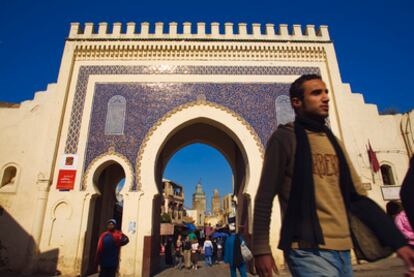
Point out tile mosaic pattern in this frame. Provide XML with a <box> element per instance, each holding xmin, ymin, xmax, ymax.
<box><xmin>64</xmin><ymin>65</ymin><xmax>320</xmax><ymax>154</ymax></box>
<box><xmin>86</xmin><ymin>82</ymin><xmax>288</xmax><ymax>172</ymax></box>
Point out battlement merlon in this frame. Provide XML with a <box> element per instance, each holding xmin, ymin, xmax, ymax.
<box><xmin>68</xmin><ymin>22</ymin><xmax>330</xmax><ymax>42</ymax></box>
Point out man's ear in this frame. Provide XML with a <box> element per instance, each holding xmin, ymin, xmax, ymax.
<box><xmin>291</xmin><ymin>97</ymin><xmax>302</xmax><ymax>110</ymax></box>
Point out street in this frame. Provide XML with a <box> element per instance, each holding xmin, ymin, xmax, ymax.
<box><xmin>0</xmin><ymin>256</ymin><xmax>407</xmax><ymax>277</ymax></box>
<box><xmin>154</xmin><ymin>256</ymin><xmax>407</xmax><ymax>277</ymax></box>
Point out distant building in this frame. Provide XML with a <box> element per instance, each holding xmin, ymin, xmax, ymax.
<box><xmin>211</xmin><ymin>189</ymin><xmax>222</xmax><ymax>215</ymax></box>
<box><xmin>185</xmin><ymin>209</ymin><xmax>198</xmax><ymax>224</ymax></box>
<box><xmin>161</xmin><ymin>179</ymin><xmax>184</xmax><ymax>224</ymax></box>
<box><xmin>205</xmin><ymin>189</ymin><xmax>224</xmax><ymax>227</ymax></box>
<box><xmin>192</xmin><ymin>181</ymin><xmax>206</xmax><ymax>226</ymax></box>
<box><xmin>204</xmin><ymin>213</ymin><xmax>224</xmax><ymax>227</ymax></box>
<box><xmin>222</xmin><ymin>193</ymin><xmax>234</xmax><ymax>224</ymax></box>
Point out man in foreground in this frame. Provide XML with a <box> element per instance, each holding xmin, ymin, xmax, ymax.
<box><xmin>252</xmin><ymin>74</ymin><xmax>414</xmax><ymax>276</ymax></box>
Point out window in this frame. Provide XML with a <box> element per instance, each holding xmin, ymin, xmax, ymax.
<box><xmin>381</xmin><ymin>164</ymin><xmax>395</xmax><ymax>186</ymax></box>
<box><xmin>1</xmin><ymin>165</ymin><xmax>19</xmax><ymax>193</ymax></box>
<box><xmin>275</xmin><ymin>95</ymin><xmax>295</xmax><ymax>126</ymax></box>
<box><xmin>1</xmin><ymin>166</ymin><xmax>17</xmax><ymax>188</ymax></box>
<box><xmin>104</xmin><ymin>95</ymin><xmax>126</xmax><ymax>135</ymax></box>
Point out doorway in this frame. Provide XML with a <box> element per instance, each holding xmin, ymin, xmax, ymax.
<box><xmin>147</xmin><ymin>121</ymin><xmax>250</xmax><ymax>275</ymax></box>
<box><xmin>82</xmin><ymin>162</ymin><xmax>126</xmax><ymax>276</ymax></box>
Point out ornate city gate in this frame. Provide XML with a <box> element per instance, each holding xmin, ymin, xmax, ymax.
<box><xmin>38</xmin><ymin>21</ymin><xmax>336</xmax><ymax>276</ymax></box>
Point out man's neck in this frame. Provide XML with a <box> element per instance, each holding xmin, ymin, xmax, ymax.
<box><xmin>301</xmin><ymin>113</ymin><xmax>327</xmax><ymax>124</ymax></box>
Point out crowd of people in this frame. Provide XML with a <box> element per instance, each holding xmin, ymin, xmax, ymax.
<box><xmin>162</xmin><ymin>225</ymin><xmax>229</xmax><ymax>271</ymax></box>
<box><xmin>160</xmin><ymin>221</ymin><xmax>250</xmax><ymax>277</ymax></box>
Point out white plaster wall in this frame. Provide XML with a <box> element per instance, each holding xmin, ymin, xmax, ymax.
<box><xmin>0</xmin><ymin>84</ymin><xmax>60</xmax><ymax>270</ymax></box>
<box><xmin>334</xmin><ymin>83</ymin><xmax>410</xmax><ymax>208</ymax></box>
<box><xmin>0</xmin><ymin>40</ymin><xmax>76</xmax><ymax>273</ymax></box>
<box><xmin>401</xmin><ymin>110</ymin><xmax>414</xmax><ymax>156</ymax></box>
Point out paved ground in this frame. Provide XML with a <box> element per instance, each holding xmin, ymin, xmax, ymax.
<box><xmin>0</xmin><ymin>256</ymin><xmax>408</xmax><ymax>276</ymax></box>
<box><xmin>154</xmin><ymin>257</ymin><xmax>407</xmax><ymax>277</ymax></box>
<box><xmin>352</xmin><ymin>257</ymin><xmax>407</xmax><ymax>277</ymax></box>
<box><xmin>155</xmin><ymin>258</ymin><xmax>406</xmax><ymax>276</ymax></box>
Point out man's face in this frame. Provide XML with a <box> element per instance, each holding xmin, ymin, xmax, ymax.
<box><xmin>292</xmin><ymin>79</ymin><xmax>330</xmax><ymax>120</ymax></box>
<box><xmin>107</xmin><ymin>222</ymin><xmax>115</xmax><ymax>231</ymax></box>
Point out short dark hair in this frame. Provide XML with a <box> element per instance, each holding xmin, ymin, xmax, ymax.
<box><xmin>289</xmin><ymin>74</ymin><xmax>322</xmax><ymax>101</ymax></box>
<box><xmin>386</xmin><ymin>200</ymin><xmax>403</xmax><ymax>217</ymax></box>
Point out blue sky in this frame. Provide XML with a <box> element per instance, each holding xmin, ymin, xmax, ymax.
<box><xmin>1</xmin><ymin>1</ymin><xmax>413</xmax><ymax>208</ymax></box>
<box><xmin>163</xmin><ymin>144</ymin><xmax>233</xmax><ymax>211</ymax></box>
<box><xmin>1</xmin><ymin>0</ymin><xmax>413</xmax><ymax>112</ymax></box>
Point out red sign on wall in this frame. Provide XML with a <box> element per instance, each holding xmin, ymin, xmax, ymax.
<box><xmin>56</xmin><ymin>170</ymin><xmax>76</xmax><ymax>190</ymax></box>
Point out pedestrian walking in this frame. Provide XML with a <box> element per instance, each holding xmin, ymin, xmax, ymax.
<box><xmin>203</xmin><ymin>235</ymin><xmax>213</xmax><ymax>267</ymax></box>
<box><xmin>212</xmin><ymin>238</ymin><xmax>218</xmax><ymax>264</ymax></box>
<box><xmin>183</xmin><ymin>235</ymin><xmax>192</xmax><ymax>269</ymax></box>
<box><xmin>252</xmin><ymin>74</ymin><xmax>414</xmax><ymax>277</ymax></box>
<box><xmin>386</xmin><ymin>200</ymin><xmax>403</xmax><ymax>219</ymax></box>
<box><xmin>191</xmin><ymin>239</ymin><xmax>200</xmax><ymax>270</ymax></box>
<box><xmin>174</xmin><ymin>234</ymin><xmax>184</xmax><ymax>270</ymax></box>
<box><xmin>165</xmin><ymin>236</ymin><xmax>173</xmax><ymax>265</ymax></box>
<box><xmin>395</xmin><ymin>210</ymin><xmax>414</xmax><ymax>249</ymax></box>
<box><xmin>188</xmin><ymin>231</ymin><xmax>197</xmax><ymax>242</ymax></box>
<box><xmin>199</xmin><ymin>228</ymin><xmax>206</xmax><ymax>246</ymax></box>
<box><xmin>96</xmin><ymin>219</ymin><xmax>129</xmax><ymax>277</ymax></box>
<box><xmin>224</xmin><ymin>225</ymin><xmax>247</xmax><ymax>277</ymax></box>
<box><xmin>216</xmin><ymin>238</ymin><xmax>224</xmax><ymax>263</ymax></box>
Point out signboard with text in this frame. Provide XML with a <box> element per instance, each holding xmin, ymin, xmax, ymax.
<box><xmin>56</xmin><ymin>169</ymin><xmax>76</xmax><ymax>190</ymax></box>
<box><xmin>380</xmin><ymin>186</ymin><xmax>401</xmax><ymax>201</ymax></box>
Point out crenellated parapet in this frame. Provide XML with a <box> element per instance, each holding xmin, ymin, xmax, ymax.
<box><xmin>68</xmin><ymin>22</ymin><xmax>330</xmax><ymax>42</ymax></box>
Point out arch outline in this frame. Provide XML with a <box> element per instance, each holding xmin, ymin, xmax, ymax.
<box><xmin>135</xmin><ymin>99</ymin><xmax>265</xmax><ymax>196</ymax></box>
<box><xmin>82</xmin><ymin>147</ymin><xmax>134</xmax><ymax>194</ymax></box>
<box><xmin>379</xmin><ymin>160</ymin><xmax>398</xmax><ymax>186</ymax></box>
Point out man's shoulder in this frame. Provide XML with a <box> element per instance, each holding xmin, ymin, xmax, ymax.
<box><xmin>269</xmin><ymin>122</ymin><xmax>295</xmax><ymax>144</ymax></box>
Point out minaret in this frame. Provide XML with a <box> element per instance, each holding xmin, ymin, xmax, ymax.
<box><xmin>212</xmin><ymin>189</ymin><xmax>222</xmax><ymax>215</ymax></box>
<box><xmin>192</xmin><ymin>180</ymin><xmax>206</xmax><ymax>226</ymax></box>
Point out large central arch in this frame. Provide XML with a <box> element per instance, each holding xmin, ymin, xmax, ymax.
<box><xmin>136</xmin><ymin>100</ymin><xmax>264</xmax><ymax>276</ymax></box>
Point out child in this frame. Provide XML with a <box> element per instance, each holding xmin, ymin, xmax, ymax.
<box><xmin>203</xmin><ymin>236</ymin><xmax>213</xmax><ymax>266</ymax></box>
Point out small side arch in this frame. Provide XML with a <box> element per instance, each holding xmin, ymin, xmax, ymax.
<box><xmin>82</xmin><ymin>148</ymin><xmax>134</xmax><ymax>194</ymax></box>
<box><xmin>48</xmin><ymin>200</ymin><xmax>72</xmax><ymax>246</ymax></box>
<box><xmin>80</xmin><ymin>149</ymin><xmax>133</xmax><ymax>276</ymax></box>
